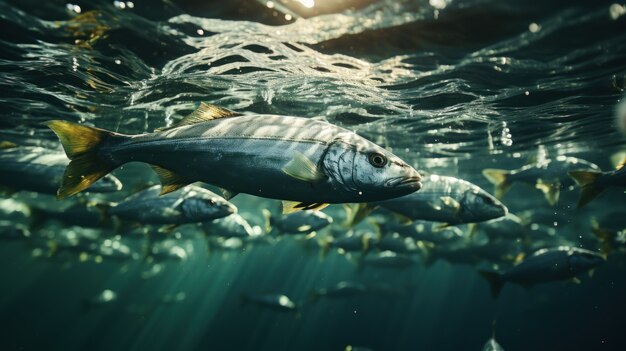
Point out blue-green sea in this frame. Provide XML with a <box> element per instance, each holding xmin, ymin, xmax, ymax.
<box><xmin>1</xmin><ymin>0</ymin><xmax>626</xmax><ymax>350</ymax></box>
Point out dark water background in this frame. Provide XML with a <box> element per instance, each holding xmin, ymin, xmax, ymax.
<box><xmin>1</xmin><ymin>0</ymin><xmax>626</xmax><ymax>350</ymax></box>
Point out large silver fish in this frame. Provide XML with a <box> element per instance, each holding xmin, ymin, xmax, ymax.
<box><xmin>0</xmin><ymin>146</ymin><xmax>121</xmax><ymax>195</ymax></box>
<box><xmin>45</xmin><ymin>103</ymin><xmax>422</xmax><ymax>213</ymax></box>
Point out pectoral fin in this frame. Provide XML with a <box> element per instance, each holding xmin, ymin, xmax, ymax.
<box><xmin>440</xmin><ymin>196</ymin><xmax>460</xmax><ymax>213</ymax></box>
<box><xmin>150</xmin><ymin>165</ymin><xmax>191</xmax><ymax>195</ymax></box>
<box><xmin>282</xmin><ymin>201</ymin><xmax>329</xmax><ymax>214</ymax></box>
<box><xmin>282</xmin><ymin>151</ymin><xmax>325</xmax><ymax>182</ymax></box>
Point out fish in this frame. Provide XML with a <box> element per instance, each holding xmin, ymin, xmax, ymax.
<box><xmin>202</xmin><ymin>213</ymin><xmax>258</xmax><ymax>238</ymax></box>
<box><xmin>482</xmin><ymin>322</ymin><xmax>505</xmax><ymax>351</ymax></box>
<box><xmin>483</xmin><ymin>156</ymin><xmax>600</xmax><ymax>205</ymax></box>
<box><xmin>360</xmin><ymin>250</ymin><xmax>417</xmax><ymax>270</ymax></box>
<box><xmin>479</xmin><ymin>213</ymin><xmax>527</xmax><ymax>241</ymax></box>
<box><xmin>241</xmin><ymin>293</ymin><xmax>298</xmax><ymax>313</ymax></box>
<box><xmin>479</xmin><ymin>246</ymin><xmax>605</xmax><ymax>298</ymax></box>
<box><xmin>27</xmin><ymin>201</ymin><xmax>113</xmax><ymax>230</ymax></box>
<box><xmin>483</xmin><ymin>338</ymin><xmax>505</xmax><ymax>351</ymax></box>
<box><xmin>354</xmin><ymin>174</ymin><xmax>507</xmax><ymax>226</ymax></box>
<box><xmin>310</xmin><ymin>281</ymin><xmax>368</xmax><ymax>302</ymax></box>
<box><xmin>81</xmin><ymin>289</ymin><xmax>117</xmax><ymax>312</ymax></box>
<box><xmin>373</xmin><ymin>219</ymin><xmax>465</xmax><ymax>244</ymax></box>
<box><xmin>103</xmin><ymin>185</ymin><xmax>236</xmax><ymax>225</ymax></box>
<box><xmin>320</xmin><ymin>229</ymin><xmax>376</xmax><ymax>256</ymax></box>
<box><xmin>262</xmin><ymin>208</ymin><xmax>333</xmax><ymax>235</ymax></box>
<box><xmin>373</xmin><ymin>232</ymin><xmax>419</xmax><ymax>254</ymax></box>
<box><xmin>146</xmin><ymin>238</ymin><xmax>192</xmax><ymax>262</ymax></box>
<box><xmin>45</xmin><ymin>103</ymin><xmax>422</xmax><ymax>213</ymax></box>
<box><xmin>568</xmin><ymin>160</ymin><xmax>626</xmax><ymax>207</ymax></box>
<box><xmin>345</xmin><ymin>346</ymin><xmax>374</xmax><ymax>351</ymax></box>
<box><xmin>0</xmin><ymin>220</ymin><xmax>30</xmax><ymax>240</ymax></box>
<box><xmin>0</xmin><ymin>146</ymin><xmax>122</xmax><ymax>195</ymax></box>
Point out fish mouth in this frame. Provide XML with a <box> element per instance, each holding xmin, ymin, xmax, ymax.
<box><xmin>385</xmin><ymin>175</ymin><xmax>422</xmax><ymax>190</ymax></box>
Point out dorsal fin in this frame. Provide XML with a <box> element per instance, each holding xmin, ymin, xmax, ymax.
<box><xmin>156</xmin><ymin>103</ymin><xmax>242</xmax><ymax>132</ymax></box>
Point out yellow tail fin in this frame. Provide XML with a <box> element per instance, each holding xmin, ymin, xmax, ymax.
<box><xmin>568</xmin><ymin>170</ymin><xmax>604</xmax><ymax>208</ymax></box>
<box><xmin>482</xmin><ymin>169</ymin><xmax>511</xmax><ymax>199</ymax></box>
<box><xmin>45</xmin><ymin>120</ymin><xmax>117</xmax><ymax>199</ymax></box>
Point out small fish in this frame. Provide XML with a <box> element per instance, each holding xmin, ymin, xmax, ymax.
<box><xmin>320</xmin><ymin>230</ymin><xmax>376</xmax><ymax>256</ymax></box>
<box><xmin>345</xmin><ymin>346</ymin><xmax>374</xmax><ymax>351</ymax></box>
<box><xmin>373</xmin><ymin>233</ymin><xmax>419</xmax><ymax>254</ymax></box>
<box><xmin>483</xmin><ymin>156</ymin><xmax>599</xmax><ymax>205</ymax></box>
<box><xmin>483</xmin><ymin>338</ymin><xmax>504</xmax><ymax>351</ymax></box>
<box><xmin>241</xmin><ymin>293</ymin><xmax>298</xmax><ymax>313</ymax></box>
<box><xmin>480</xmin><ymin>213</ymin><xmax>527</xmax><ymax>241</ymax></box>
<box><xmin>479</xmin><ymin>246</ymin><xmax>605</xmax><ymax>298</ymax></box>
<box><xmin>482</xmin><ymin>321</ymin><xmax>505</xmax><ymax>351</ymax></box>
<box><xmin>360</xmin><ymin>174</ymin><xmax>507</xmax><ymax>226</ymax></box>
<box><xmin>262</xmin><ymin>208</ymin><xmax>333</xmax><ymax>235</ymax></box>
<box><xmin>207</xmin><ymin>237</ymin><xmax>245</xmax><ymax>252</ymax></box>
<box><xmin>311</xmin><ymin>281</ymin><xmax>368</xmax><ymax>302</ymax></box>
<box><xmin>202</xmin><ymin>213</ymin><xmax>257</xmax><ymax>238</ymax></box>
<box><xmin>0</xmin><ymin>221</ymin><xmax>30</xmax><ymax>240</ymax></box>
<box><xmin>45</xmin><ymin>103</ymin><xmax>422</xmax><ymax>213</ymax></box>
<box><xmin>28</xmin><ymin>201</ymin><xmax>113</xmax><ymax>230</ymax></box>
<box><xmin>374</xmin><ymin>220</ymin><xmax>465</xmax><ymax>244</ymax></box>
<box><xmin>0</xmin><ymin>146</ymin><xmax>121</xmax><ymax>195</ymax></box>
<box><xmin>81</xmin><ymin>289</ymin><xmax>117</xmax><ymax>312</ymax></box>
<box><xmin>361</xmin><ymin>250</ymin><xmax>416</xmax><ymax>270</ymax></box>
<box><xmin>147</xmin><ymin>239</ymin><xmax>190</xmax><ymax>262</ymax></box>
<box><xmin>569</xmin><ymin>160</ymin><xmax>626</xmax><ymax>207</ymax></box>
<box><xmin>104</xmin><ymin>185</ymin><xmax>236</xmax><ymax>225</ymax></box>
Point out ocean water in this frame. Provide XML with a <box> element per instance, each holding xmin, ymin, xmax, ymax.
<box><xmin>1</xmin><ymin>0</ymin><xmax>626</xmax><ymax>350</ymax></box>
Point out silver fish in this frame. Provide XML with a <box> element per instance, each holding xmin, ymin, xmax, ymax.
<box><xmin>479</xmin><ymin>246</ymin><xmax>605</xmax><ymax>298</ymax></box>
<box><xmin>45</xmin><ymin>103</ymin><xmax>422</xmax><ymax>213</ymax></box>
<box><xmin>361</xmin><ymin>250</ymin><xmax>416</xmax><ymax>270</ymax></box>
<box><xmin>202</xmin><ymin>213</ymin><xmax>256</xmax><ymax>238</ymax></box>
<box><xmin>483</xmin><ymin>155</ymin><xmax>599</xmax><ymax>205</ymax></box>
<box><xmin>372</xmin><ymin>174</ymin><xmax>507</xmax><ymax>225</ymax></box>
<box><xmin>480</xmin><ymin>213</ymin><xmax>527</xmax><ymax>241</ymax></box>
<box><xmin>262</xmin><ymin>208</ymin><xmax>333</xmax><ymax>235</ymax></box>
<box><xmin>483</xmin><ymin>337</ymin><xmax>505</xmax><ymax>351</ymax></box>
<box><xmin>374</xmin><ymin>219</ymin><xmax>465</xmax><ymax>244</ymax></box>
<box><xmin>242</xmin><ymin>293</ymin><xmax>298</xmax><ymax>313</ymax></box>
<box><xmin>107</xmin><ymin>185</ymin><xmax>236</xmax><ymax>225</ymax></box>
<box><xmin>0</xmin><ymin>146</ymin><xmax>121</xmax><ymax>195</ymax></box>
<box><xmin>311</xmin><ymin>281</ymin><xmax>368</xmax><ymax>301</ymax></box>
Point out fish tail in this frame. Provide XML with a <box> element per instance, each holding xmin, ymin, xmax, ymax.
<box><xmin>45</xmin><ymin>120</ymin><xmax>121</xmax><ymax>199</ymax></box>
<box><xmin>478</xmin><ymin>270</ymin><xmax>504</xmax><ymax>298</ymax></box>
<box><xmin>590</xmin><ymin>220</ymin><xmax>614</xmax><ymax>256</ymax></box>
<box><xmin>568</xmin><ymin>170</ymin><xmax>604</xmax><ymax>208</ymax></box>
<box><xmin>482</xmin><ymin>169</ymin><xmax>511</xmax><ymax>199</ymax></box>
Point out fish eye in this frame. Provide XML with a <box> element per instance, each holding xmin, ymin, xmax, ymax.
<box><xmin>368</xmin><ymin>153</ymin><xmax>387</xmax><ymax>168</ymax></box>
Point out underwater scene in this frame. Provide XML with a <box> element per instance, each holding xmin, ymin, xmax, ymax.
<box><xmin>1</xmin><ymin>0</ymin><xmax>626</xmax><ymax>350</ymax></box>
